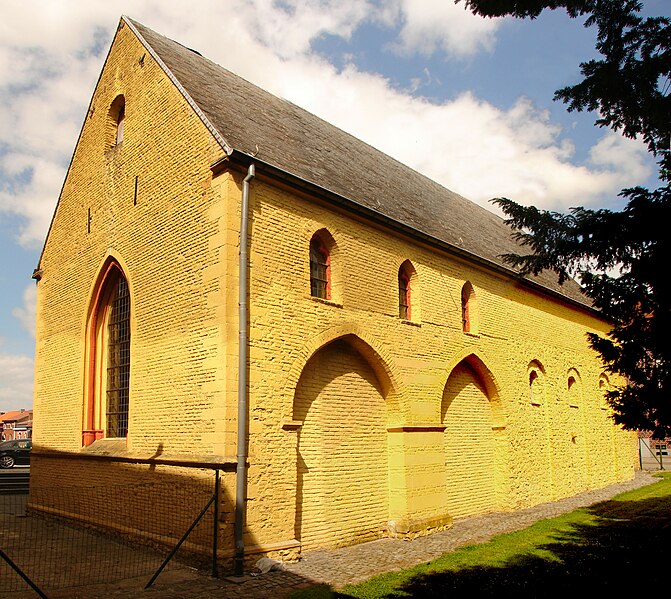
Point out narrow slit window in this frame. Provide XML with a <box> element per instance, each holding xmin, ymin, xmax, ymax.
<box><xmin>398</xmin><ymin>269</ymin><xmax>410</xmax><ymax>320</ymax></box>
<box><xmin>116</xmin><ymin>104</ymin><xmax>125</xmax><ymax>145</ymax></box>
<box><xmin>108</xmin><ymin>95</ymin><xmax>126</xmax><ymax>149</ymax></box>
<box><xmin>461</xmin><ymin>282</ymin><xmax>476</xmax><ymax>333</ymax></box>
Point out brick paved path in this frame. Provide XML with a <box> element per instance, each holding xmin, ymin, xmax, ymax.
<box><xmin>1</xmin><ymin>471</ymin><xmax>659</xmax><ymax>598</ymax></box>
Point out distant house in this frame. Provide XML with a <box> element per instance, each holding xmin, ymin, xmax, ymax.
<box><xmin>30</xmin><ymin>16</ymin><xmax>637</xmax><ymax>568</ymax></box>
<box><xmin>1</xmin><ymin>410</ymin><xmax>33</xmax><ymax>441</ymax></box>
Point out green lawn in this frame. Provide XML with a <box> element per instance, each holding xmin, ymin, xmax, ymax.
<box><xmin>291</xmin><ymin>473</ymin><xmax>671</xmax><ymax>598</ymax></box>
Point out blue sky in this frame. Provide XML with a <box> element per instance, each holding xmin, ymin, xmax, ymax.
<box><xmin>0</xmin><ymin>0</ymin><xmax>665</xmax><ymax>411</ymax></box>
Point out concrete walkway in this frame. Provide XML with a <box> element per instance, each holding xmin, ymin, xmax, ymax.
<box><xmin>1</xmin><ymin>471</ymin><xmax>660</xmax><ymax>598</ymax></box>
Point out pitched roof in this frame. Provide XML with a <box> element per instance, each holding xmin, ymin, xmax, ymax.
<box><xmin>1</xmin><ymin>410</ymin><xmax>32</xmax><ymax>424</ymax></box>
<box><xmin>125</xmin><ymin>17</ymin><xmax>591</xmax><ymax>308</ymax></box>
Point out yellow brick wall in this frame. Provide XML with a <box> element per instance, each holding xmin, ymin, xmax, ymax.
<box><xmin>235</xmin><ymin>173</ymin><xmax>637</xmax><ymax>551</ymax></box>
<box><xmin>31</xmin><ymin>19</ymin><xmax>637</xmax><ymax>562</ymax></box>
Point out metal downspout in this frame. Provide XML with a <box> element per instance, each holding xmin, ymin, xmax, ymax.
<box><xmin>235</xmin><ymin>163</ymin><xmax>255</xmax><ymax>576</ymax></box>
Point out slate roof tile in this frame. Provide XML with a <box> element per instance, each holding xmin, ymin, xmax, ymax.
<box><xmin>126</xmin><ymin>17</ymin><xmax>590</xmax><ymax>308</ymax></box>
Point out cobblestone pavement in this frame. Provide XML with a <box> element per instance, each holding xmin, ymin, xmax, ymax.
<box><xmin>1</xmin><ymin>471</ymin><xmax>659</xmax><ymax>598</ymax></box>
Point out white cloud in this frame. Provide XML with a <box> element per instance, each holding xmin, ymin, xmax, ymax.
<box><xmin>0</xmin><ymin>0</ymin><xmax>654</xmax><ymax>253</ymax></box>
<box><xmin>589</xmin><ymin>131</ymin><xmax>651</xmax><ymax>181</ymax></box>
<box><xmin>0</xmin><ymin>0</ymin><xmax>656</xmax><ymax>409</ymax></box>
<box><xmin>12</xmin><ymin>285</ymin><xmax>37</xmax><ymax>339</ymax></box>
<box><xmin>0</xmin><ymin>353</ymin><xmax>33</xmax><ymax>412</ymax></box>
<box><xmin>391</xmin><ymin>0</ymin><xmax>501</xmax><ymax>57</ymax></box>
<box><xmin>265</xmin><ymin>72</ymin><xmax>651</xmax><ymax>212</ymax></box>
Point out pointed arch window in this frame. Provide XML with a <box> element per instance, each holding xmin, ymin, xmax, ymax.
<box><xmin>84</xmin><ymin>261</ymin><xmax>131</xmax><ymax>446</ymax></box>
<box><xmin>398</xmin><ymin>270</ymin><xmax>410</xmax><ymax>319</ymax></box>
<box><xmin>599</xmin><ymin>374</ymin><xmax>610</xmax><ymax>410</ymax></box>
<box><xmin>528</xmin><ymin>361</ymin><xmax>545</xmax><ymax>406</ymax></box>
<box><xmin>567</xmin><ymin>371</ymin><xmax>581</xmax><ymax>408</ymax></box>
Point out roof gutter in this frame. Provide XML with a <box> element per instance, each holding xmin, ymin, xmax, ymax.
<box><xmin>234</xmin><ymin>163</ymin><xmax>255</xmax><ymax>576</ymax></box>
<box><xmin>213</xmin><ymin>151</ymin><xmax>598</xmax><ymax>317</ymax></box>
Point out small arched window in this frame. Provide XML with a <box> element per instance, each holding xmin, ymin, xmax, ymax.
<box><xmin>567</xmin><ymin>370</ymin><xmax>581</xmax><ymax>408</ymax></box>
<box><xmin>528</xmin><ymin>361</ymin><xmax>545</xmax><ymax>406</ymax></box>
<box><xmin>108</xmin><ymin>95</ymin><xmax>126</xmax><ymax>148</ymax></box>
<box><xmin>84</xmin><ymin>261</ymin><xmax>131</xmax><ymax>446</ymax></box>
<box><xmin>598</xmin><ymin>374</ymin><xmax>610</xmax><ymax>410</ymax></box>
<box><xmin>310</xmin><ymin>233</ymin><xmax>330</xmax><ymax>300</ymax></box>
<box><xmin>461</xmin><ymin>281</ymin><xmax>477</xmax><ymax>333</ymax></box>
<box><xmin>398</xmin><ymin>261</ymin><xmax>416</xmax><ymax>320</ymax></box>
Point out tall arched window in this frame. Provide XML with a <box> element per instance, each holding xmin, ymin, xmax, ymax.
<box><xmin>461</xmin><ymin>281</ymin><xmax>477</xmax><ymax>333</ymax></box>
<box><xmin>310</xmin><ymin>233</ymin><xmax>330</xmax><ymax>299</ymax></box>
<box><xmin>398</xmin><ymin>260</ymin><xmax>416</xmax><ymax>320</ymax></box>
<box><xmin>84</xmin><ymin>261</ymin><xmax>131</xmax><ymax>446</ymax></box>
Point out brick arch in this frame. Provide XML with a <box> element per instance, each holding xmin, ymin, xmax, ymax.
<box><xmin>441</xmin><ymin>351</ymin><xmax>504</xmax><ymax>427</ymax></box>
<box><xmin>82</xmin><ymin>252</ymin><xmax>136</xmax><ymax>345</ymax></box>
<box><xmin>441</xmin><ymin>352</ymin><xmax>508</xmax><ymax>516</ymax></box>
<box><xmin>292</xmin><ymin>334</ymin><xmax>392</xmax><ymax>550</ymax></box>
<box><xmin>284</xmin><ymin>324</ymin><xmax>403</xmax><ymax>424</ymax></box>
<box><xmin>84</xmin><ymin>253</ymin><xmax>134</xmax><ymax>320</ymax></box>
<box><xmin>528</xmin><ymin>359</ymin><xmax>546</xmax><ymax>375</ymax></box>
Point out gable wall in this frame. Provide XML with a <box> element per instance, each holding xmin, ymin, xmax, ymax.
<box><xmin>33</xmin><ymin>21</ymin><xmax>230</xmax><ymax>457</ymax></box>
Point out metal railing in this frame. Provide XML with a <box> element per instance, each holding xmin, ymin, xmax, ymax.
<box><xmin>1</xmin><ymin>452</ymin><xmax>235</xmax><ymax>596</ymax></box>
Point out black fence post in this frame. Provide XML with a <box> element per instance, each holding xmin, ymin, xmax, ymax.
<box><xmin>212</xmin><ymin>469</ymin><xmax>220</xmax><ymax>578</ymax></box>
<box><xmin>145</xmin><ymin>492</ymin><xmax>217</xmax><ymax>589</ymax></box>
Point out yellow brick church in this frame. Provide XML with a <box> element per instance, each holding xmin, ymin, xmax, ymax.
<box><xmin>30</xmin><ymin>16</ymin><xmax>637</xmax><ymax>567</ymax></box>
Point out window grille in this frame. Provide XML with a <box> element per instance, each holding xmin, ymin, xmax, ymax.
<box><xmin>310</xmin><ymin>237</ymin><xmax>329</xmax><ymax>299</ymax></box>
<box><xmin>398</xmin><ymin>270</ymin><xmax>410</xmax><ymax>319</ymax></box>
<box><xmin>106</xmin><ymin>276</ymin><xmax>130</xmax><ymax>438</ymax></box>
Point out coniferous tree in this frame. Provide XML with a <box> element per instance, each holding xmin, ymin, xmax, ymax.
<box><xmin>461</xmin><ymin>0</ymin><xmax>671</xmax><ymax>435</ymax></box>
